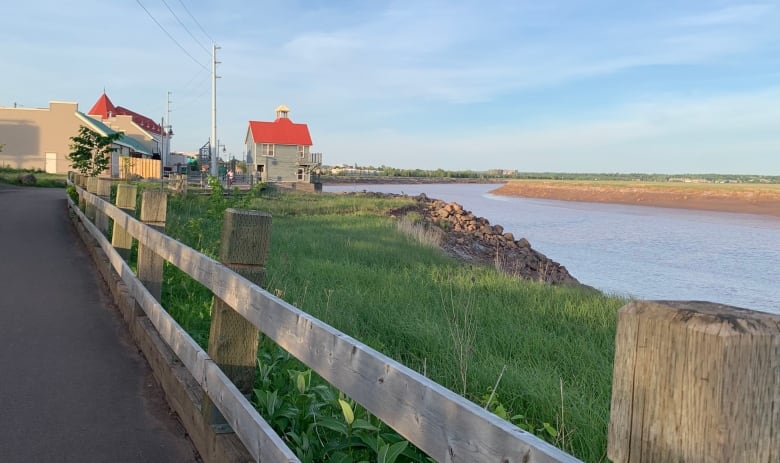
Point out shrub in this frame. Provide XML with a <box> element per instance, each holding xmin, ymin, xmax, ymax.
<box><xmin>17</xmin><ymin>173</ymin><xmax>37</xmax><ymax>185</ymax></box>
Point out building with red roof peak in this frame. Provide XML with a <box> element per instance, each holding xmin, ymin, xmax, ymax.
<box><xmin>88</xmin><ymin>92</ymin><xmax>171</xmax><ymax>162</ymax></box>
<box><xmin>245</xmin><ymin>105</ymin><xmax>321</xmax><ymax>184</ymax></box>
<box><xmin>0</xmin><ymin>100</ymin><xmax>151</xmax><ymax>175</ymax></box>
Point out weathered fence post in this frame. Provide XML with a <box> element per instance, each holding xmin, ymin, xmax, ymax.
<box><xmin>112</xmin><ymin>183</ymin><xmax>138</xmax><ymax>260</ymax></box>
<box><xmin>137</xmin><ymin>190</ymin><xmax>167</xmax><ymax>301</ymax></box>
<box><xmin>202</xmin><ymin>208</ymin><xmax>271</xmax><ymax>430</ymax></box>
<box><xmin>73</xmin><ymin>174</ymin><xmax>85</xmax><ymax>210</ymax></box>
<box><xmin>85</xmin><ymin>177</ymin><xmax>98</xmax><ymax>222</ymax></box>
<box><xmin>169</xmin><ymin>173</ymin><xmax>187</xmax><ymax>196</ymax></box>
<box><xmin>608</xmin><ymin>300</ymin><xmax>780</xmax><ymax>463</ymax></box>
<box><xmin>96</xmin><ymin>178</ymin><xmax>112</xmax><ymax>233</ymax></box>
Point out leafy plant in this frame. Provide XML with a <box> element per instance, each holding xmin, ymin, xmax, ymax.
<box><xmin>250</xmin><ymin>337</ymin><xmax>428</xmax><ymax>463</ymax></box>
<box><xmin>68</xmin><ymin>125</ymin><xmax>121</xmax><ymax>177</ymax></box>
<box><xmin>66</xmin><ymin>184</ymin><xmax>79</xmax><ymax>203</ymax></box>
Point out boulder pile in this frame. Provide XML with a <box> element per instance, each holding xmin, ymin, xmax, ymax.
<box><xmin>388</xmin><ymin>193</ymin><xmax>580</xmax><ymax>285</ymax></box>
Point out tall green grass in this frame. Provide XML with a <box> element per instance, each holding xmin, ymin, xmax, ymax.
<box><xmin>163</xmin><ymin>189</ymin><xmax>625</xmax><ymax>462</ymax></box>
<box><xmin>0</xmin><ymin>166</ymin><xmax>67</xmax><ymax>187</ymax></box>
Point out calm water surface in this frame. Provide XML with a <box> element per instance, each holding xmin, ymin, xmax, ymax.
<box><xmin>325</xmin><ymin>183</ymin><xmax>780</xmax><ymax>314</ymax></box>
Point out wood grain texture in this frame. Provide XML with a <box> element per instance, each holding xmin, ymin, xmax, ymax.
<box><xmin>111</xmin><ymin>183</ymin><xmax>137</xmax><ymax>260</ymax></box>
<box><xmin>608</xmin><ymin>300</ymin><xmax>780</xmax><ymax>463</ymax></box>
<box><xmin>137</xmin><ymin>190</ymin><xmax>166</xmax><ymax>301</ymax></box>
<box><xmin>203</xmin><ymin>209</ymin><xmax>271</xmax><ymax>427</ymax></box>
<box><xmin>96</xmin><ymin>178</ymin><xmax>112</xmax><ymax>233</ymax></box>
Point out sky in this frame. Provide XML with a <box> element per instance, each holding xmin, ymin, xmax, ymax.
<box><xmin>2</xmin><ymin>1</ymin><xmax>780</xmax><ymax>174</ymax></box>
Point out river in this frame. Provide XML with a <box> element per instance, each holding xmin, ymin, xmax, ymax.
<box><xmin>325</xmin><ymin>183</ymin><xmax>780</xmax><ymax>315</ymax></box>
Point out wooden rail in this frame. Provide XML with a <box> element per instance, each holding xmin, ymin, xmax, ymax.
<box><xmin>68</xmin><ymin>176</ymin><xmax>579</xmax><ymax>463</ymax></box>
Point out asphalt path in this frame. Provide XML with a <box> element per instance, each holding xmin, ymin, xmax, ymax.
<box><xmin>0</xmin><ymin>185</ymin><xmax>200</xmax><ymax>462</ymax></box>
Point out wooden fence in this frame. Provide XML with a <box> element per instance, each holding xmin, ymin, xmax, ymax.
<box><xmin>67</xmin><ymin>173</ymin><xmax>580</xmax><ymax>462</ymax></box>
<box><xmin>67</xmin><ymin>173</ymin><xmax>780</xmax><ymax>463</ymax></box>
<box><xmin>119</xmin><ymin>157</ymin><xmax>161</xmax><ymax>179</ymax></box>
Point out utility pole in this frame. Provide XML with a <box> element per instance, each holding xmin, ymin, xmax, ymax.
<box><xmin>211</xmin><ymin>44</ymin><xmax>221</xmax><ymax>176</ymax></box>
<box><xmin>166</xmin><ymin>91</ymin><xmax>172</xmax><ymax>161</ymax></box>
<box><xmin>160</xmin><ymin>116</ymin><xmax>165</xmax><ymax>183</ymax></box>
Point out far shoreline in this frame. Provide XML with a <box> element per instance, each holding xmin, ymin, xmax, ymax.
<box><xmin>489</xmin><ymin>180</ymin><xmax>780</xmax><ymax>218</ymax></box>
<box><xmin>322</xmin><ymin>177</ymin><xmax>780</xmax><ymax>218</ymax></box>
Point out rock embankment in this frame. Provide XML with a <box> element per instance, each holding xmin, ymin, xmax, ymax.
<box><xmin>385</xmin><ymin>193</ymin><xmax>579</xmax><ymax>285</ymax></box>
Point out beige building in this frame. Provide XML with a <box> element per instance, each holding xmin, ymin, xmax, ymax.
<box><xmin>0</xmin><ymin>101</ymin><xmax>150</xmax><ymax>175</ymax></box>
<box><xmin>245</xmin><ymin>105</ymin><xmax>322</xmax><ymax>183</ymax></box>
<box><xmin>87</xmin><ymin>92</ymin><xmax>171</xmax><ymax>163</ymax></box>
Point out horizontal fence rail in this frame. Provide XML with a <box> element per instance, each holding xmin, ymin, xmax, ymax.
<box><xmin>69</xmin><ymin>178</ymin><xmax>580</xmax><ymax>463</ymax></box>
<box><xmin>69</xmin><ymin>184</ymin><xmax>298</xmax><ymax>462</ymax></box>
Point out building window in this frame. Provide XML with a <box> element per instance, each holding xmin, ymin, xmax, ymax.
<box><xmin>298</xmin><ymin>145</ymin><xmax>305</xmax><ymax>159</ymax></box>
<box><xmin>297</xmin><ymin>168</ymin><xmax>304</xmax><ymax>181</ymax></box>
<box><xmin>257</xmin><ymin>165</ymin><xmax>264</xmax><ymax>173</ymax></box>
<box><xmin>262</xmin><ymin>144</ymin><xmax>275</xmax><ymax>157</ymax></box>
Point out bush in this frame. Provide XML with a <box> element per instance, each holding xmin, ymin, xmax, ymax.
<box><xmin>16</xmin><ymin>173</ymin><xmax>37</xmax><ymax>185</ymax></box>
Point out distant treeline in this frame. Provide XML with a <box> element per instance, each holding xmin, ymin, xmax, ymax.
<box><xmin>322</xmin><ymin>165</ymin><xmax>780</xmax><ymax>184</ymax></box>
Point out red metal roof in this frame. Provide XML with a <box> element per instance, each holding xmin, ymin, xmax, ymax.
<box><xmin>87</xmin><ymin>93</ymin><xmax>162</xmax><ymax>135</ymax></box>
<box><xmin>115</xmin><ymin>106</ymin><xmax>162</xmax><ymax>135</ymax></box>
<box><xmin>88</xmin><ymin>93</ymin><xmax>117</xmax><ymax>118</ymax></box>
<box><xmin>248</xmin><ymin>118</ymin><xmax>312</xmax><ymax>145</ymax></box>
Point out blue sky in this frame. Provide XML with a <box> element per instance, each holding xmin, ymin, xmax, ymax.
<box><xmin>3</xmin><ymin>1</ymin><xmax>779</xmax><ymax>174</ymax></box>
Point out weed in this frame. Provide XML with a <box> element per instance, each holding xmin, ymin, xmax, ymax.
<box><xmin>438</xmin><ymin>272</ymin><xmax>477</xmax><ymax>396</ymax></box>
<box><xmin>396</xmin><ymin>216</ymin><xmax>443</xmax><ymax>248</ymax></box>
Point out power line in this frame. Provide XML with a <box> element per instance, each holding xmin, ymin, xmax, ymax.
<box><xmin>160</xmin><ymin>0</ymin><xmax>211</xmax><ymax>55</ymax></box>
<box><xmin>176</xmin><ymin>0</ymin><xmax>215</xmax><ymax>44</ymax></box>
<box><xmin>136</xmin><ymin>0</ymin><xmax>210</xmax><ymax>72</ymax></box>
<box><xmin>178</xmin><ymin>69</ymin><xmax>211</xmax><ymax>95</ymax></box>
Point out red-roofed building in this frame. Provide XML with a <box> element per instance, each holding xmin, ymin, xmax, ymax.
<box><xmin>88</xmin><ymin>92</ymin><xmax>171</xmax><ymax>161</ymax></box>
<box><xmin>245</xmin><ymin>105</ymin><xmax>321</xmax><ymax>184</ymax></box>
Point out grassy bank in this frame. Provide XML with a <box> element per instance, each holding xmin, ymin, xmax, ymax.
<box><xmin>161</xmin><ymin>187</ymin><xmax>625</xmax><ymax>462</ymax></box>
<box><xmin>0</xmin><ymin>167</ymin><xmax>67</xmax><ymax>187</ymax></box>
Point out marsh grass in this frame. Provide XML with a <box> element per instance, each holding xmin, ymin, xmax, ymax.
<box><xmin>395</xmin><ymin>215</ymin><xmax>444</xmax><ymax>248</ymax></box>
<box><xmin>161</xmin><ymin>190</ymin><xmax>624</xmax><ymax>462</ymax></box>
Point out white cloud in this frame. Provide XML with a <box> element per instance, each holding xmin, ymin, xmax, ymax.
<box><xmin>674</xmin><ymin>3</ymin><xmax>775</xmax><ymax>27</ymax></box>
<box><xmin>319</xmin><ymin>88</ymin><xmax>780</xmax><ymax>174</ymax></box>
<box><xmin>3</xmin><ymin>0</ymin><xmax>779</xmax><ymax>174</ymax></box>
<box><xmin>218</xmin><ymin>0</ymin><xmax>779</xmax><ymax>118</ymax></box>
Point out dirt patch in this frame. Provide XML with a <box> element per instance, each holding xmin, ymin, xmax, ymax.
<box><xmin>491</xmin><ymin>181</ymin><xmax>780</xmax><ymax>217</ymax></box>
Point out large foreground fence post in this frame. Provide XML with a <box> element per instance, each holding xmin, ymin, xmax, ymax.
<box><xmin>137</xmin><ymin>190</ymin><xmax>167</xmax><ymax>301</ymax></box>
<box><xmin>608</xmin><ymin>300</ymin><xmax>780</xmax><ymax>463</ymax></box>
<box><xmin>112</xmin><ymin>183</ymin><xmax>138</xmax><ymax>260</ymax></box>
<box><xmin>202</xmin><ymin>209</ymin><xmax>271</xmax><ymax>430</ymax></box>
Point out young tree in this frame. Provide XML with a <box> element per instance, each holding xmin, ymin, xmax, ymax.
<box><xmin>68</xmin><ymin>125</ymin><xmax>121</xmax><ymax>177</ymax></box>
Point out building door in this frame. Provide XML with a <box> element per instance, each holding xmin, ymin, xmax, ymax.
<box><xmin>45</xmin><ymin>153</ymin><xmax>57</xmax><ymax>173</ymax></box>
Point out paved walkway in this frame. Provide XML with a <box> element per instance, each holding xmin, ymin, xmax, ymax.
<box><xmin>0</xmin><ymin>185</ymin><xmax>199</xmax><ymax>462</ymax></box>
